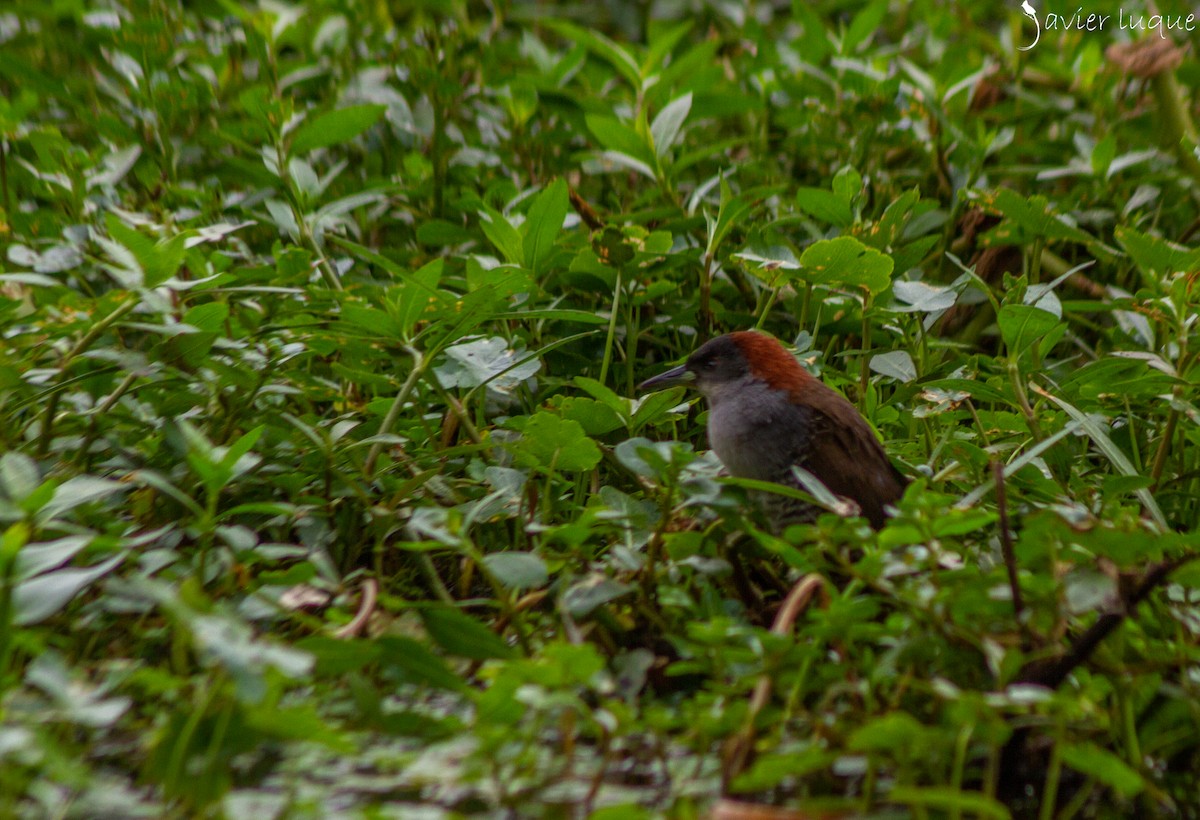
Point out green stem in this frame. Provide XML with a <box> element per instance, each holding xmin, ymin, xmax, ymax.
<box><xmin>599</xmin><ymin>270</ymin><xmax>621</xmax><ymax>387</ymax></box>
<box><xmin>1039</xmin><ymin>731</ymin><xmax>1064</xmax><ymax>820</ymax></box>
<box><xmin>1009</xmin><ymin>359</ymin><xmax>1043</xmax><ymax>441</ymax></box>
<box><xmin>1151</xmin><ymin>69</ymin><xmax>1200</xmax><ymax>184</ymax></box>
<box><xmin>859</xmin><ymin>291</ymin><xmax>872</xmax><ymax>405</ymax></box>
<box><xmin>365</xmin><ymin>345</ymin><xmax>425</xmax><ymax>479</ymax></box>
<box><xmin>0</xmin><ymin>140</ymin><xmax>9</xmax><ymax>221</ymax></box>
<box><xmin>36</xmin><ymin>295</ymin><xmax>139</xmax><ymax>457</ymax></box>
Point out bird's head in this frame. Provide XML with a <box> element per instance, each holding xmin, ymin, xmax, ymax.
<box><xmin>638</xmin><ymin>331</ymin><xmax>812</xmax><ymax>400</ymax></box>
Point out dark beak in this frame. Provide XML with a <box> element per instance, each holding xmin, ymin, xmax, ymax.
<box><xmin>638</xmin><ymin>364</ymin><xmax>694</xmax><ymax>391</ymax></box>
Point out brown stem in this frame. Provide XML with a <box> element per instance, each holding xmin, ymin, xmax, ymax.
<box><xmin>333</xmin><ymin>578</ymin><xmax>379</xmax><ymax>639</ymax></box>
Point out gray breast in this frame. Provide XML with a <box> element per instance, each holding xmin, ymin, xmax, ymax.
<box><xmin>705</xmin><ymin>380</ymin><xmax>813</xmax><ymax>481</ymax></box>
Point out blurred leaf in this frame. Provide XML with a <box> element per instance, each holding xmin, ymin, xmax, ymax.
<box><xmin>1061</xmin><ymin>743</ymin><xmax>1145</xmax><ymax>797</ymax></box>
<box><xmin>650</xmin><ymin>92</ymin><xmax>691</xmax><ymax>157</ymax></box>
<box><xmin>291</xmin><ymin>104</ymin><xmax>386</xmax><ymax>153</ymax></box>
<box><xmin>482</xmin><ymin>552</ymin><xmax>549</xmax><ymax>590</ymax></box>
<box><xmin>421</xmin><ymin>605</ymin><xmax>516</xmax><ymax>660</ymax></box>
<box><xmin>14</xmin><ymin>555</ymin><xmax>124</xmax><ymax>625</ymax></box>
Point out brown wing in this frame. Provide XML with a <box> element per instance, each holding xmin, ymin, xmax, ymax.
<box><xmin>790</xmin><ymin>385</ymin><xmax>907</xmax><ymax>529</ymax></box>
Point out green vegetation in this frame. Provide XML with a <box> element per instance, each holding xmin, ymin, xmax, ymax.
<box><xmin>1</xmin><ymin>0</ymin><xmax>1199</xmax><ymax>816</ymax></box>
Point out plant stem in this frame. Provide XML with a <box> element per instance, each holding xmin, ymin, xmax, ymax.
<box><xmin>859</xmin><ymin>290</ymin><xmax>872</xmax><ymax>405</ymax></box>
<box><xmin>599</xmin><ymin>270</ymin><xmax>621</xmax><ymax>387</ymax></box>
<box><xmin>36</xmin><ymin>295</ymin><xmax>139</xmax><ymax>457</ymax></box>
<box><xmin>365</xmin><ymin>346</ymin><xmax>425</xmax><ymax>479</ymax></box>
<box><xmin>1038</xmin><ymin>733</ymin><xmax>1063</xmax><ymax>820</ymax></box>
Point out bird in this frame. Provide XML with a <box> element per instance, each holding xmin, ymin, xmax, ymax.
<box><xmin>639</xmin><ymin>331</ymin><xmax>907</xmax><ymax>530</ymax></box>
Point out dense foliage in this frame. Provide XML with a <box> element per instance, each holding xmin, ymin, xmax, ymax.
<box><xmin>2</xmin><ymin>0</ymin><xmax>1199</xmax><ymax>816</ymax></box>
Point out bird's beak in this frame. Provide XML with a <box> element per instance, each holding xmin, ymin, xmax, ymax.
<box><xmin>638</xmin><ymin>364</ymin><xmax>694</xmax><ymax>391</ymax></box>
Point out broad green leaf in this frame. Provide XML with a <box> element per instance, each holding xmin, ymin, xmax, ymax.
<box><xmin>104</xmin><ymin>214</ymin><xmax>186</xmax><ymax>288</ymax></box>
<box><xmin>642</xmin><ymin>20</ymin><xmax>692</xmax><ymax>75</ymax></box>
<box><xmin>794</xmin><ymin>187</ymin><xmax>853</xmax><ymax>227</ymax></box>
<box><xmin>707</xmin><ymin>176</ymin><xmax>753</xmax><ymax>257</ymax></box>
<box><xmin>523</xmin><ymin>178</ymin><xmax>569</xmax><ymax>273</ymax></box>
<box><xmin>998</xmin><ymin>304</ymin><xmax>1059</xmax><ymax>357</ymax></box>
<box><xmin>976</xmin><ymin>188</ymin><xmax>1105</xmax><ymax>253</ymax></box>
<box><xmin>556</xmin><ymin>396</ymin><xmax>625</xmax><ymax>435</ymax></box>
<box><xmin>585</xmin><ymin>114</ymin><xmax>654</xmax><ymax>167</ymax></box>
<box><xmin>848</xmin><ymin>712</ymin><xmax>927</xmax><ymax>752</ymax></box>
<box><xmin>434</xmin><ymin>337</ymin><xmax>541</xmax><ymax>393</ymax></box>
<box><xmin>1115</xmin><ymin>225</ymin><xmax>1200</xmax><ymax>288</ymax></box>
<box><xmin>1061</xmin><ymin>743</ymin><xmax>1145</xmax><ymax>797</ymax></box>
<box><xmin>14</xmin><ymin>555</ymin><xmax>124</xmax><ymax>625</ymax></box>
<box><xmin>543</xmin><ymin>20</ymin><xmax>641</xmax><ymax>89</ymax></box>
<box><xmin>650</xmin><ymin>93</ymin><xmax>691</xmax><ymax>157</ymax></box>
<box><xmin>1035</xmin><ymin>387</ymin><xmax>1167</xmax><ymax>529</ymax></box>
<box><xmin>291</xmin><ymin>104</ymin><xmax>386</xmax><ymax>153</ymax></box>
<box><xmin>892</xmin><ymin>279</ymin><xmax>957</xmax><ymax>313</ymax></box>
<box><xmin>562</xmin><ymin>575</ymin><xmax>634</xmax><ymax>618</ymax></box>
<box><xmin>482</xmin><ymin>552</ymin><xmax>549</xmax><ymax>590</ymax></box>
<box><xmin>513</xmin><ymin>413</ymin><xmax>601</xmax><ymax>473</ymax></box>
<box><xmin>377</xmin><ymin>635</ymin><xmax>470</xmax><ymax>691</ymax></box>
<box><xmin>843</xmin><ymin>0</ymin><xmax>889</xmax><ymax>52</ymax></box>
<box><xmin>479</xmin><ymin>205</ymin><xmax>524</xmax><ymax>265</ymax></box>
<box><xmin>889</xmin><ymin>787</ymin><xmax>1010</xmax><ymax>820</ymax></box>
<box><xmin>38</xmin><ymin>477</ymin><xmax>128</xmax><ymax>521</ymax></box>
<box><xmin>421</xmin><ymin>606</ymin><xmax>516</xmax><ymax>660</ymax></box>
<box><xmin>799</xmin><ymin>236</ymin><xmax>894</xmax><ymax>294</ymax></box>
<box><xmin>296</xmin><ymin>636</ymin><xmax>383</xmax><ymax>676</ymax></box>
<box><xmin>15</xmin><ymin>535</ymin><xmax>91</xmax><ymax>580</ymax></box>
<box><xmin>869</xmin><ymin>350</ymin><xmax>916</xmax><ymax>382</ymax></box>
<box><xmin>0</xmin><ymin>452</ymin><xmax>40</xmax><ymax>502</ymax></box>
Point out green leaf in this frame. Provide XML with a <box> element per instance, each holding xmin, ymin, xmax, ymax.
<box><xmin>650</xmin><ymin>92</ymin><xmax>691</xmax><ymax>157</ymax></box>
<box><xmin>869</xmin><ymin>350</ymin><xmax>916</xmax><ymax>382</ymax></box>
<box><xmin>104</xmin><ymin>214</ymin><xmax>186</xmax><ymax>288</ymax></box>
<box><xmin>799</xmin><ymin>236</ymin><xmax>894</xmax><ymax>294</ymax></box>
<box><xmin>543</xmin><ymin>20</ymin><xmax>642</xmax><ymax>89</ymax></box>
<box><xmin>14</xmin><ymin>555</ymin><xmax>124</xmax><ymax>625</ymax></box>
<box><xmin>377</xmin><ymin>636</ymin><xmax>469</xmax><ymax>690</ymax></box>
<box><xmin>482</xmin><ymin>552</ymin><xmax>549</xmax><ymax>590</ymax></box>
<box><xmin>585</xmin><ymin>114</ymin><xmax>654</xmax><ymax>168</ymax></box>
<box><xmin>38</xmin><ymin>476</ymin><xmax>128</xmax><ymax>521</ymax></box>
<box><xmin>794</xmin><ymin>187</ymin><xmax>853</xmax><ymax>227</ymax></box>
<box><xmin>1061</xmin><ymin>743</ymin><xmax>1145</xmax><ymax>797</ymax></box>
<box><xmin>831</xmin><ymin>165</ymin><xmax>863</xmax><ymax>205</ymax></box>
<box><xmin>479</xmin><ymin>205</ymin><xmax>524</xmax><ymax>265</ymax></box>
<box><xmin>843</xmin><ymin>0</ymin><xmax>889</xmax><ymax>52</ymax></box>
<box><xmin>523</xmin><ymin>178</ymin><xmax>569</xmax><ymax>274</ymax></box>
<box><xmin>706</xmin><ymin>176</ymin><xmax>753</xmax><ymax>257</ymax></box>
<box><xmin>290</xmin><ymin>104</ymin><xmax>386</xmax><ymax>154</ymax></box>
<box><xmin>513</xmin><ymin>412</ymin><xmax>602</xmax><ymax>473</ymax></box>
<box><xmin>1035</xmin><ymin>387</ymin><xmax>1167</xmax><ymax>529</ymax></box>
<box><xmin>848</xmin><ymin>712</ymin><xmax>927</xmax><ymax>752</ymax></box>
<box><xmin>1115</xmin><ymin>225</ymin><xmax>1200</xmax><ymax>288</ymax></box>
<box><xmin>556</xmin><ymin>396</ymin><xmax>625</xmax><ymax>436</ymax></box>
<box><xmin>888</xmin><ymin>786</ymin><xmax>1011</xmax><ymax>820</ymax></box>
<box><xmin>998</xmin><ymin>304</ymin><xmax>1060</xmax><ymax>357</ymax></box>
<box><xmin>420</xmin><ymin>606</ymin><xmax>516</xmax><ymax>660</ymax></box>
<box><xmin>977</xmin><ymin>188</ymin><xmax>1103</xmax><ymax>252</ymax></box>
<box><xmin>296</xmin><ymin>636</ymin><xmax>383</xmax><ymax>676</ymax></box>
<box><xmin>0</xmin><ymin>452</ymin><xmax>40</xmax><ymax>503</ymax></box>
<box><xmin>562</xmin><ymin>575</ymin><xmax>633</xmax><ymax>618</ymax></box>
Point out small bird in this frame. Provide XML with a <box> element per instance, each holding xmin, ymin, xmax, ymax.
<box><xmin>639</xmin><ymin>331</ymin><xmax>906</xmax><ymax>529</ymax></box>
